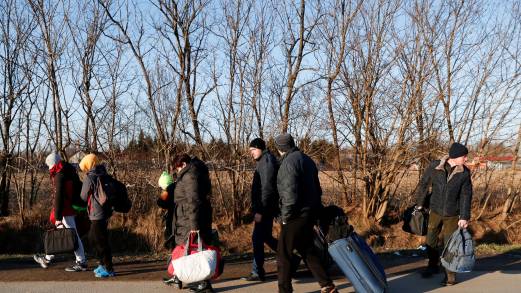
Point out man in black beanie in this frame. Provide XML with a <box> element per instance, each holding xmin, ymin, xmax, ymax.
<box><xmin>416</xmin><ymin>142</ymin><xmax>472</xmax><ymax>286</ymax></box>
<box><xmin>241</xmin><ymin>138</ymin><xmax>279</xmax><ymax>281</ymax></box>
<box><xmin>274</xmin><ymin>133</ymin><xmax>337</xmax><ymax>293</ymax></box>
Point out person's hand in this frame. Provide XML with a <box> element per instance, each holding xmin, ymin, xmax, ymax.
<box><xmin>458</xmin><ymin>219</ymin><xmax>469</xmax><ymax>229</ymax></box>
<box><xmin>159</xmin><ymin>190</ymin><xmax>169</xmax><ymax>201</ymax></box>
<box><xmin>55</xmin><ymin>220</ymin><xmax>63</xmax><ymax>227</ymax></box>
<box><xmin>254</xmin><ymin>213</ymin><xmax>262</xmax><ymax>223</ymax></box>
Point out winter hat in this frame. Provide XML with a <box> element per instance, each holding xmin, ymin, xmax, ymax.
<box><xmin>449</xmin><ymin>143</ymin><xmax>468</xmax><ymax>159</ymax></box>
<box><xmin>274</xmin><ymin>133</ymin><xmax>296</xmax><ymax>153</ymax></box>
<box><xmin>158</xmin><ymin>171</ymin><xmax>174</xmax><ymax>190</ymax></box>
<box><xmin>79</xmin><ymin>154</ymin><xmax>99</xmax><ymax>172</ymax></box>
<box><xmin>45</xmin><ymin>153</ymin><xmax>61</xmax><ymax>169</ymax></box>
<box><xmin>249</xmin><ymin>138</ymin><xmax>266</xmax><ymax>150</ymax></box>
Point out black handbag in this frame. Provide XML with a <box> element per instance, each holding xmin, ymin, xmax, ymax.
<box><xmin>402</xmin><ymin>206</ymin><xmax>429</xmax><ymax>236</ymax></box>
<box><xmin>44</xmin><ymin>226</ymin><xmax>78</xmax><ymax>255</ymax></box>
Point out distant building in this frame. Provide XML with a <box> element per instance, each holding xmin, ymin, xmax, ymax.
<box><xmin>469</xmin><ymin>156</ymin><xmax>520</xmax><ymax>171</ymax></box>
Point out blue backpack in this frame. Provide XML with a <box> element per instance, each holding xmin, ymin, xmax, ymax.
<box><xmin>441</xmin><ymin>228</ymin><xmax>475</xmax><ymax>273</ymax></box>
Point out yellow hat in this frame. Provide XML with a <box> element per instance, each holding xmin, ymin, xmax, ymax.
<box><xmin>79</xmin><ymin>154</ymin><xmax>99</xmax><ymax>172</ymax></box>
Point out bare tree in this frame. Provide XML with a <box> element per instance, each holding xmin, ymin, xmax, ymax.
<box><xmin>274</xmin><ymin>0</ymin><xmax>322</xmax><ymax>132</ymax></box>
<box><xmin>317</xmin><ymin>0</ymin><xmax>361</xmax><ymax>205</ymax></box>
<box><xmin>65</xmin><ymin>0</ymin><xmax>108</xmax><ymax>151</ymax></box>
<box><xmin>27</xmin><ymin>0</ymin><xmax>71</xmax><ymax>157</ymax></box>
<box><xmin>0</xmin><ymin>0</ymin><xmax>36</xmax><ymax>216</ymax></box>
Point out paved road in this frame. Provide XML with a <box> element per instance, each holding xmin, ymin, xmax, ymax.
<box><xmin>1</xmin><ymin>271</ymin><xmax>521</xmax><ymax>293</ymax></box>
<box><xmin>1</xmin><ymin>253</ymin><xmax>520</xmax><ymax>292</ymax></box>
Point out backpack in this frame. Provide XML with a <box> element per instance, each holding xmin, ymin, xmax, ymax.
<box><xmin>97</xmin><ymin>175</ymin><xmax>132</xmax><ymax>213</ymax></box>
<box><xmin>318</xmin><ymin>205</ymin><xmax>353</xmax><ymax>243</ymax></box>
<box><xmin>441</xmin><ymin>228</ymin><xmax>475</xmax><ymax>273</ymax></box>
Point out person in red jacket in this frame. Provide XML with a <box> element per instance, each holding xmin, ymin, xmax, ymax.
<box><xmin>33</xmin><ymin>153</ymin><xmax>87</xmax><ymax>272</ymax></box>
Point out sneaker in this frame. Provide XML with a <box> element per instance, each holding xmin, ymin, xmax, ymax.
<box><xmin>163</xmin><ymin>276</ymin><xmax>182</xmax><ymax>286</ymax></box>
<box><xmin>33</xmin><ymin>254</ymin><xmax>50</xmax><ymax>269</ymax></box>
<box><xmin>188</xmin><ymin>282</ymin><xmax>214</xmax><ymax>293</ymax></box>
<box><xmin>93</xmin><ymin>265</ymin><xmax>104</xmax><ymax>274</ymax></box>
<box><xmin>240</xmin><ymin>273</ymin><xmax>265</xmax><ymax>282</ymax></box>
<box><xmin>94</xmin><ymin>266</ymin><xmax>115</xmax><ymax>278</ymax></box>
<box><xmin>321</xmin><ymin>284</ymin><xmax>338</xmax><ymax>293</ymax></box>
<box><xmin>65</xmin><ymin>261</ymin><xmax>87</xmax><ymax>272</ymax></box>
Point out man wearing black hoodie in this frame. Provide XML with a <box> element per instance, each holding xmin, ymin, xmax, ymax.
<box><xmin>242</xmin><ymin>138</ymin><xmax>279</xmax><ymax>282</ymax></box>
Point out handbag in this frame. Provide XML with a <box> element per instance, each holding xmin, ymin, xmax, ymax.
<box><xmin>170</xmin><ymin>231</ymin><xmax>221</xmax><ymax>283</ymax></box>
<box><xmin>402</xmin><ymin>206</ymin><xmax>429</xmax><ymax>236</ymax></box>
<box><xmin>44</xmin><ymin>225</ymin><xmax>78</xmax><ymax>255</ymax></box>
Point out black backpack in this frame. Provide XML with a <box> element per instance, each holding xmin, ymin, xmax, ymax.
<box><xmin>318</xmin><ymin>205</ymin><xmax>353</xmax><ymax>243</ymax></box>
<box><xmin>97</xmin><ymin>175</ymin><xmax>132</xmax><ymax>213</ymax></box>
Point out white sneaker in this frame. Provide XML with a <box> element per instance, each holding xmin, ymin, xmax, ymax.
<box><xmin>33</xmin><ymin>254</ymin><xmax>50</xmax><ymax>269</ymax></box>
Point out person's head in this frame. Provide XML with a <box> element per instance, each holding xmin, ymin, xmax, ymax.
<box><xmin>45</xmin><ymin>153</ymin><xmax>61</xmax><ymax>170</ymax></box>
<box><xmin>249</xmin><ymin>138</ymin><xmax>266</xmax><ymax>160</ymax></box>
<box><xmin>447</xmin><ymin>142</ymin><xmax>468</xmax><ymax>166</ymax></box>
<box><xmin>274</xmin><ymin>133</ymin><xmax>295</xmax><ymax>155</ymax></box>
<box><xmin>79</xmin><ymin>153</ymin><xmax>99</xmax><ymax>172</ymax></box>
<box><xmin>171</xmin><ymin>153</ymin><xmax>191</xmax><ymax>173</ymax></box>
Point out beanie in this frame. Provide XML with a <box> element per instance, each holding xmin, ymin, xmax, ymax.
<box><xmin>249</xmin><ymin>138</ymin><xmax>266</xmax><ymax>150</ymax></box>
<box><xmin>158</xmin><ymin>171</ymin><xmax>174</xmax><ymax>190</ymax></box>
<box><xmin>45</xmin><ymin>153</ymin><xmax>61</xmax><ymax>169</ymax></box>
<box><xmin>274</xmin><ymin>133</ymin><xmax>296</xmax><ymax>153</ymax></box>
<box><xmin>449</xmin><ymin>143</ymin><xmax>468</xmax><ymax>159</ymax></box>
<box><xmin>79</xmin><ymin>154</ymin><xmax>99</xmax><ymax>172</ymax></box>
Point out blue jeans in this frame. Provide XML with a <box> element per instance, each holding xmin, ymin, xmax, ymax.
<box><xmin>252</xmin><ymin>215</ymin><xmax>278</xmax><ymax>276</ymax></box>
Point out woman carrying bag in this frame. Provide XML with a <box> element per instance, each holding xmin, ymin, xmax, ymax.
<box><xmin>171</xmin><ymin>153</ymin><xmax>214</xmax><ymax>293</ymax></box>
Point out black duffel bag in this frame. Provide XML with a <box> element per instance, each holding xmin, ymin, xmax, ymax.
<box><xmin>402</xmin><ymin>206</ymin><xmax>429</xmax><ymax>236</ymax></box>
<box><xmin>44</xmin><ymin>226</ymin><xmax>78</xmax><ymax>255</ymax></box>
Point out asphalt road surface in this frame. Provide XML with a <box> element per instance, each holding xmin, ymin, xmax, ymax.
<box><xmin>1</xmin><ymin>252</ymin><xmax>520</xmax><ymax>292</ymax></box>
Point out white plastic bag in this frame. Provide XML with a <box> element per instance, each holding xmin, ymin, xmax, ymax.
<box><xmin>171</xmin><ymin>232</ymin><xmax>218</xmax><ymax>283</ymax></box>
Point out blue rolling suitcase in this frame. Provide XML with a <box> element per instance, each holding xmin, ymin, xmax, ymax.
<box><xmin>328</xmin><ymin>232</ymin><xmax>387</xmax><ymax>293</ymax></box>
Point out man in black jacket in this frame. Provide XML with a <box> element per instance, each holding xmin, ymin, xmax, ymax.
<box><xmin>242</xmin><ymin>138</ymin><xmax>279</xmax><ymax>282</ymax></box>
<box><xmin>275</xmin><ymin>133</ymin><xmax>337</xmax><ymax>293</ymax></box>
<box><xmin>416</xmin><ymin>142</ymin><xmax>473</xmax><ymax>286</ymax></box>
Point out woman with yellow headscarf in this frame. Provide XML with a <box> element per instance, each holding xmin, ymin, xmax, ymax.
<box><xmin>79</xmin><ymin>153</ymin><xmax>115</xmax><ymax>278</ymax></box>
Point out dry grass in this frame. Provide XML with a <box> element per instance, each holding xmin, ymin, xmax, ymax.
<box><xmin>2</xmin><ymin>167</ymin><xmax>521</xmax><ymax>255</ymax></box>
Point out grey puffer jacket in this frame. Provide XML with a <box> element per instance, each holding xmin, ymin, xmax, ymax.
<box><xmin>277</xmin><ymin>147</ymin><xmax>323</xmax><ymax>223</ymax></box>
<box><xmin>172</xmin><ymin>158</ymin><xmax>212</xmax><ymax>246</ymax></box>
<box><xmin>80</xmin><ymin>164</ymin><xmax>113</xmax><ymax>221</ymax></box>
<box><xmin>251</xmin><ymin>150</ymin><xmax>279</xmax><ymax>217</ymax></box>
<box><xmin>416</xmin><ymin>156</ymin><xmax>473</xmax><ymax>220</ymax></box>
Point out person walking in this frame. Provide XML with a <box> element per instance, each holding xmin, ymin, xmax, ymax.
<box><xmin>157</xmin><ymin>171</ymin><xmax>176</xmax><ymax>249</ymax></box>
<box><xmin>416</xmin><ymin>142</ymin><xmax>473</xmax><ymax>286</ymax></box>
<box><xmin>171</xmin><ymin>154</ymin><xmax>214</xmax><ymax>293</ymax></box>
<box><xmin>33</xmin><ymin>153</ymin><xmax>88</xmax><ymax>272</ymax></box>
<box><xmin>274</xmin><ymin>133</ymin><xmax>337</xmax><ymax>293</ymax></box>
<box><xmin>242</xmin><ymin>138</ymin><xmax>279</xmax><ymax>282</ymax></box>
<box><xmin>79</xmin><ymin>154</ymin><xmax>115</xmax><ymax>278</ymax></box>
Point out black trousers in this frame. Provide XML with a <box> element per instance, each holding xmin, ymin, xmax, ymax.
<box><xmin>89</xmin><ymin>219</ymin><xmax>113</xmax><ymax>271</ymax></box>
<box><xmin>277</xmin><ymin>215</ymin><xmax>332</xmax><ymax>293</ymax></box>
<box><xmin>252</xmin><ymin>215</ymin><xmax>278</xmax><ymax>275</ymax></box>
